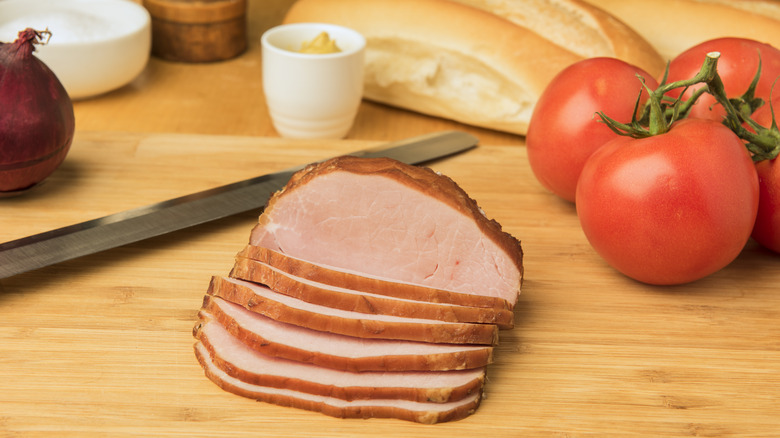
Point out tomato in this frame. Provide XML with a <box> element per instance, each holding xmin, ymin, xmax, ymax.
<box><xmin>526</xmin><ymin>57</ymin><xmax>658</xmax><ymax>202</ymax></box>
<box><xmin>665</xmin><ymin>38</ymin><xmax>780</xmax><ymax>121</ymax></box>
<box><xmin>749</xmin><ymin>98</ymin><xmax>780</xmax><ymax>253</ymax></box>
<box><xmin>575</xmin><ymin>119</ymin><xmax>759</xmax><ymax>285</ymax></box>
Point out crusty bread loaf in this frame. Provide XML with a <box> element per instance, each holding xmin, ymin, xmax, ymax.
<box><xmin>451</xmin><ymin>0</ymin><xmax>665</xmax><ymax>76</ymax></box>
<box><xmin>583</xmin><ymin>0</ymin><xmax>780</xmax><ymax>60</ymax></box>
<box><xmin>284</xmin><ymin>0</ymin><xmax>591</xmax><ymax>135</ymax></box>
<box><xmin>697</xmin><ymin>0</ymin><xmax>780</xmax><ymax>20</ymax></box>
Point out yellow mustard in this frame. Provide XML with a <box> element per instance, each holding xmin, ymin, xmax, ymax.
<box><xmin>298</xmin><ymin>32</ymin><xmax>341</xmax><ymax>54</ymax></box>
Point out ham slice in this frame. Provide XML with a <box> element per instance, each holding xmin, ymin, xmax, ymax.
<box><xmin>195</xmin><ymin>342</ymin><xmax>482</xmax><ymax>424</ymax></box>
<box><xmin>195</xmin><ymin>318</ymin><xmax>486</xmax><ymax>403</ymax></box>
<box><xmin>249</xmin><ymin>156</ymin><xmax>523</xmax><ymax>308</ymax></box>
<box><xmin>230</xmin><ymin>256</ymin><xmax>514</xmax><ymax>328</ymax></box>
<box><xmin>198</xmin><ymin>296</ymin><xmax>493</xmax><ymax>372</ymax></box>
<box><xmin>207</xmin><ymin>276</ymin><xmax>498</xmax><ymax>345</ymax></box>
<box><xmin>194</xmin><ymin>156</ymin><xmax>523</xmax><ymax>422</ymax></box>
<box><xmin>237</xmin><ymin>245</ymin><xmax>511</xmax><ymax>310</ymax></box>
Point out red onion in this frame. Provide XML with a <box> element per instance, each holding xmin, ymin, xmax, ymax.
<box><xmin>0</xmin><ymin>28</ymin><xmax>75</xmax><ymax>195</ymax></box>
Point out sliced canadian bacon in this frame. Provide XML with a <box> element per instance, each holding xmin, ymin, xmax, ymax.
<box><xmin>249</xmin><ymin>156</ymin><xmax>523</xmax><ymax>309</ymax></box>
<box><xmin>230</xmin><ymin>256</ymin><xmax>514</xmax><ymax>329</ymax></box>
<box><xmin>237</xmin><ymin>245</ymin><xmax>511</xmax><ymax>310</ymax></box>
<box><xmin>195</xmin><ymin>318</ymin><xmax>486</xmax><ymax>403</ymax></box>
<box><xmin>207</xmin><ymin>276</ymin><xmax>499</xmax><ymax>345</ymax></box>
<box><xmin>194</xmin><ymin>342</ymin><xmax>482</xmax><ymax>424</ymax></box>
<box><xmin>197</xmin><ymin>296</ymin><xmax>493</xmax><ymax>372</ymax></box>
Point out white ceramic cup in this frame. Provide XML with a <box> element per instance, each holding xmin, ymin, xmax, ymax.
<box><xmin>262</xmin><ymin>23</ymin><xmax>366</xmax><ymax>139</ymax></box>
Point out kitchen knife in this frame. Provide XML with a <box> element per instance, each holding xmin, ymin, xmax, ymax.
<box><xmin>0</xmin><ymin>131</ymin><xmax>478</xmax><ymax>279</ymax></box>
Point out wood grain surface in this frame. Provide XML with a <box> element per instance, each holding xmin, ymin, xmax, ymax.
<box><xmin>72</xmin><ymin>0</ymin><xmax>524</xmax><ymax>146</ymax></box>
<box><xmin>3</xmin><ymin>0</ymin><xmax>779</xmax><ymax>435</ymax></box>
<box><xmin>1</xmin><ymin>132</ymin><xmax>778</xmax><ymax>437</ymax></box>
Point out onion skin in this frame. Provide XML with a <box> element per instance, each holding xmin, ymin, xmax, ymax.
<box><xmin>0</xmin><ymin>28</ymin><xmax>75</xmax><ymax>193</ymax></box>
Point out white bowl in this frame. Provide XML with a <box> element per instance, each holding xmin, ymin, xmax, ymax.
<box><xmin>0</xmin><ymin>0</ymin><xmax>151</xmax><ymax>100</ymax></box>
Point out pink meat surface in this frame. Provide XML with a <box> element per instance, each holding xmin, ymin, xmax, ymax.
<box><xmin>229</xmin><ymin>256</ymin><xmax>514</xmax><ymax>327</ymax></box>
<box><xmin>249</xmin><ymin>156</ymin><xmax>523</xmax><ymax>307</ymax></box>
<box><xmin>195</xmin><ymin>342</ymin><xmax>483</xmax><ymax>424</ymax></box>
<box><xmin>198</xmin><ymin>296</ymin><xmax>493</xmax><ymax>372</ymax></box>
<box><xmin>238</xmin><ymin>245</ymin><xmax>511</xmax><ymax>310</ymax></box>
<box><xmin>195</xmin><ymin>318</ymin><xmax>486</xmax><ymax>403</ymax></box>
<box><xmin>207</xmin><ymin>277</ymin><xmax>498</xmax><ymax>345</ymax></box>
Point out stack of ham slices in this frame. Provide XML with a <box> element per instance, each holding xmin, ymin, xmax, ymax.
<box><xmin>193</xmin><ymin>156</ymin><xmax>523</xmax><ymax>424</ymax></box>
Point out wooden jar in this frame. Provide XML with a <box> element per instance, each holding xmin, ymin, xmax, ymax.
<box><xmin>143</xmin><ymin>0</ymin><xmax>247</xmax><ymax>62</ymax></box>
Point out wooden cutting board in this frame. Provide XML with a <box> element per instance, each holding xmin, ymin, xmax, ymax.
<box><xmin>1</xmin><ymin>131</ymin><xmax>778</xmax><ymax>437</ymax></box>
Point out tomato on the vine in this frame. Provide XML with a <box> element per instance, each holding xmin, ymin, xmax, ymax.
<box><xmin>665</xmin><ymin>37</ymin><xmax>780</xmax><ymax>121</ymax></box>
<box><xmin>526</xmin><ymin>57</ymin><xmax>658</xmax><ymax>202</ymax></box>
<box><xmin>749</xmin><ymin>97</ymin><xmax>780</xmax><ymax>253</ymax></box>
<box><xmin>575</xmin><ymin>119</ymin><xmax>759</xmax><ymax>285</ymax></box>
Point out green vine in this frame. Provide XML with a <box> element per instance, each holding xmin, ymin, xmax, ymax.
<box><xmin>597</xmin><ymin>52</ymin><xmax>780</xmax><ymax>162</ymax></box>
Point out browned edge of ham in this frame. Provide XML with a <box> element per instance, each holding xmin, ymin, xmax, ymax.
<box><xmin>237</xmin><ymin>245</ymin><xmax>513</xmax><ymax>310</ymax></box>
<box><xmin>194</xmin><ymin>317</ymin><xmax>486</xmax><ymax>403</ymax></box>
<box><xmin>230</xmin><ymin>256</ymin><xmax>515</xmax><ymax>329</ymax></box>
<box><xmin>194</xmin><ymin>342</ymin><xmax>483</xmax><ymax>424</ymax></box>
<box><xmin>256</xmin><ymin>156</ymin><xmax>523</xmax><ymax>288</ymax></box>
<box><xmin>192</xmin><ymin>156</ymin><xmax>525</xmax><ymax>422</ymax></box>
<box><xmin>196</xmin><ymin>296</ymin><xmax>494</xmax><ymax>372</ymax></box>
<box><xmin>206</xmin><ymin>276</ymin><xmax>499</xmax><ymax>345</ymax></box>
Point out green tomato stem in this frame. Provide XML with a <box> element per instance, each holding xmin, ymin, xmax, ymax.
<box><xmin>701</xmin><ymin>56</ymin><xmax>780</xmax><ymax>161</ymax></box>
<box><xmin>598</xmin><ymin>54</ymin><xmax>721</xmax><ymax>138</ymax></box>
<box><xmin>596</xmin><ymin>51</ymin><xmax>780</xmax><ymax>161</ymax></box>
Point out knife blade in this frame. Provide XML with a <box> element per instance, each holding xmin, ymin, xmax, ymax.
<box><xmin>0</xmin><ymin>130</ymin><xmax>478</xmax><ymax>279</ymax></box>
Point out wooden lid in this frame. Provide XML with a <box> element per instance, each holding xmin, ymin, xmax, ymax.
<box><xmin>143</xmin><ymin>0</ymin><xmax>246</xmax><ymax>24</ymax></box>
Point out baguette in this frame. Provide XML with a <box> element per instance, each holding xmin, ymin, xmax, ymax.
<box><xmin>283</xmin><ymin>0</ymin><xmax>585</xmax><ymax>135</ymax></box>
<box><xmin>451</xmin><ymin>0</ymin><xmax>665</xmax><ymax>76</ymax></box>
<box><xmin>704</xmin><ymin>0</ymin><xmax>780</xmax><ymax>20</ymax></box>
<box><xmin>582</xmin><ymin>0</ymin><xmax>780</xmax><ymax>60</ymax></box>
